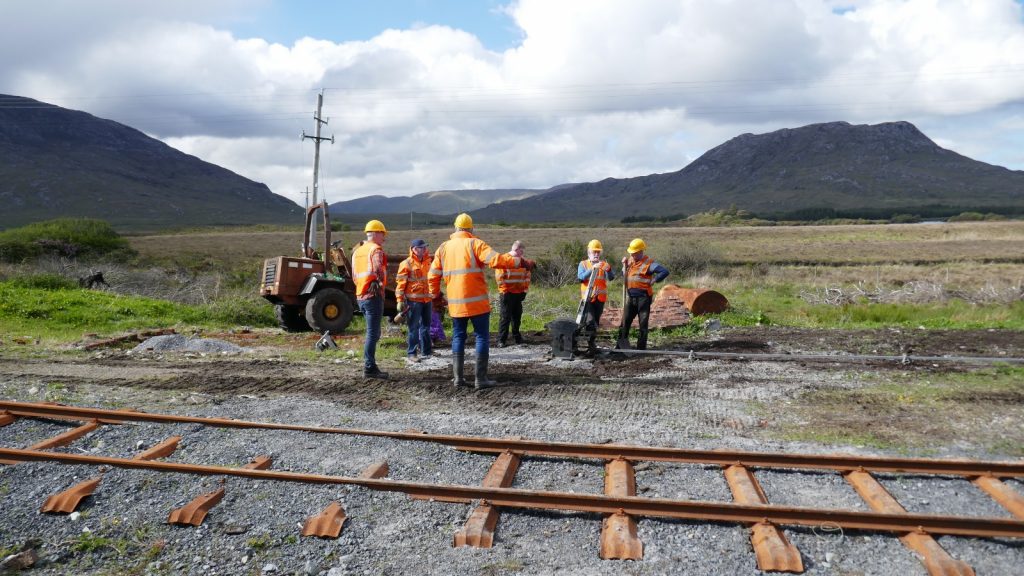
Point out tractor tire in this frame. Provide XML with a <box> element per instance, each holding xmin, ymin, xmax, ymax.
<box><xmin>305</xmin><ymin>288</ymin><xmax>354</xmax><ymax>333</ymax></box>
<box><xmin>275</xmin><ymin>304</ymin><xmax>311</xmax><ymax>332</ymax></box>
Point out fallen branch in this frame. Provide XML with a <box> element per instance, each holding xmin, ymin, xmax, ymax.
<box><xmin>80</xmin><ymin>329</ymin><xmax>177</xmax><ymax>350</ymax></box>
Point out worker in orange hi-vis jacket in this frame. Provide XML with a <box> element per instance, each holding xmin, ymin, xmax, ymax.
<box><xmin>429</xmin><ymin>213</ymin><xmax>536</xmax><ymax>390</ymax></box>
<box><xmin>352</xmin><ymin>220</ymin><xmax>390</xmax><ymax>379</ymax></box>
<box><xmin>577</xmin><ymin>239</ymin><xmax>615</xmax><ymax>355</ymax></box>
<box><xmin>396</xmin><ymin>238</ymin><xmax>433</xmax><ymax>364</ymax></box>
<box><xmin>495</xmin><ymin>240</ymin><xmax>530</xmax><ymax>348</ymax></box>
<box><xmin>618</xmin><ymin>238</ymin><xmax>670</xmax><ymax>350</ymax></box>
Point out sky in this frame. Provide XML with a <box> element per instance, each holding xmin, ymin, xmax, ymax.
<box><xmin>2</xmin><ymin>0</ymin><xmax>1024</xmax><ymax>208</ymax></box>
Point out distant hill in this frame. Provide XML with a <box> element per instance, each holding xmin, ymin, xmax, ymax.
<box><xmin>470</xmin><ymin>121</ymin><xmax>1024</xmax><ymax>223</ymax></box>
<box><xmin>329</xmin><ymin>188</ymin><xmax>547</xmax><ymax>216</ymax></box>
<box><xmin>0</xmin><ymin>95</ymin><xmax>301</xmax><ymax>230</ymax></box>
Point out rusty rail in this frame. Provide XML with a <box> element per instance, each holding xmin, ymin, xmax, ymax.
<box><xmin>3</xmin><ymin>401</ymin><xmax>1021</xmax><ymax>478</ymax></box>
<box><xmin>3</xmin><ymin>447</ymin><xmax>1023</xmax><ymax>539</ymax></box>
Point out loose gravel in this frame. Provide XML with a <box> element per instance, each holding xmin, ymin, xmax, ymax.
<box><xmin>1</xmin><ymin>340</ymin><xmax>1023</xmax><ymax>575</ymax></box>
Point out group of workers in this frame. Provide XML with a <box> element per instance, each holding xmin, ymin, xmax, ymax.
<box><xmin>351</xmin><ymin>213</ymin><xmax>670</xmax><ymax>388</ymax></box>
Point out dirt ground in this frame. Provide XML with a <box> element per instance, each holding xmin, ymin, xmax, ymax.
<box><xmin>2</xmin><ymin>326</ymin><xmax>1022</xmax><ymax>457</ymax></box>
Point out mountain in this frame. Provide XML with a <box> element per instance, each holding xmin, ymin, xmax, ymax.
<box><xmin>329</xmin><ymin>188</ymin><xmax>547</xmax><ymax>216</ymax></box>
<box><xmin>470</xmin><ymin>121</ymin><xmax>1024</xmax><ymax>223</ymax></box>
<box><xmin>0</xmin><ymin>95</ymin><xmax>302</xmax><ymax>230</ymax></box>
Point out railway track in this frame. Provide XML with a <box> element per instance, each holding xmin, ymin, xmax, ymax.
<box><xmin>1</xmin><ymin>400</ymin><xmax>1022</xmax><ymax>575</ymax></box>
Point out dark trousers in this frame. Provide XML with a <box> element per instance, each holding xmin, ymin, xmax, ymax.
<box><xmin>405</xmin><ymin>300</ymin><xmax>433</xmax><ymax>356</ymax></box>
<box><xmin>618</xmin><ymin>293</ymin><xmax>652</xmax><ymax>350</ymax></box>
<box><xmin>581</xmin><ymin>300</ymin><xmax>605</xmax><ymax>349</ymax></box>
<box><xmin>498</xmin><ymin>292</ymin><xmax>526</xmax><ymax>343</ymax></box>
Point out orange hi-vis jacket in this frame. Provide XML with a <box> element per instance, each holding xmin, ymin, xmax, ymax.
<box><xmin>428</xmin><ymin>231</ymin><xmax>523</xmax><ymax>318</ymax></box>
<box><xmin>625</xmin><ymin>255</ymin><xmax>655</xmax><ymax>296</ymax></box>
<box><xmin>495</xmin><ymin>263</ymin><xmax>530</xmax><ymax>294</ymax></box>
<box><xmin>580</xmin><ymin>260</ymin><xmax>611</xmax><ymax>302</ymax></box>
<box><xmin>396</xmin><ymin>249</ymin><xmax>432</xmax><ymax>304</ymax></box>
<box><xmin>352</xmin><ymin>240</ymin><xmax>387</xmax><ymax>300</ymax></box>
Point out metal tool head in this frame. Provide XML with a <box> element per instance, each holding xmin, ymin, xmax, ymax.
<box><xmin>314</xmin><ymin>331</ymin><xmax>338</xmax><ymax>352</ymax></box>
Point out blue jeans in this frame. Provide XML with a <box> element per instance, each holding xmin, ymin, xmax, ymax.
<box><xmin>358</xmin><ymin>296</ymin><xmax>383</xmax><ymax>371</ymax></box>
<box><xmin>406</xmin><ymin>301</ymin><xmax>433</xmax><ymax>356</ymax></box>
<box><xmin>451</xmin><ymin>312</ymin><xmax>490</xmax><ymax>357</ymax></box>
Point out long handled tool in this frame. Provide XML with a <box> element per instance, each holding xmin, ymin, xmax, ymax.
<box><xmin>616</xmin><ymin>263</ymin><xmax>631</xmax><ymax>349</ymax></box>
<box><xmin>575</xmin><ymin>265</ymin><xmax>599</xmax><ymax>327</ymax></box>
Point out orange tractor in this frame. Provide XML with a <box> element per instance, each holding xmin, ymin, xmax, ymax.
<box><xmin>259</xmin><ymin>202</ymin><xmax>400</xmax><ymax>332</ymax></box>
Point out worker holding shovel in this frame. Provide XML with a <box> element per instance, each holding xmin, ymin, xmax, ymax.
<box><xmin>617</xmin><ymin>238</ymin><xmax>669</xmax><ymax>350</ymax></box>
<box><xmin>577</xmin><ymin>239</ymin><xmax>615</xmax><ymax>356</ymax></box>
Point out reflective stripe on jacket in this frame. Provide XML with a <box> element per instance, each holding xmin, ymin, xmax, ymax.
<box><xmin>428</xmin><ymin>231</ymin><xmax>521</xmax><ymax>318</ymax></box>
<box><xmin>626</xmin><ymin>255</ymin><xmax>655</xmax><ymax>296</ymax></box>
<box><xmin>496</xmin><ymin>266</ymin><xmax>530</xmax><ymax>294</ymax></box>
<box><xmin>352</xmin><ymin>241</ymin><xmax>387</xmax><ymax>299</ymax></box>
<box><xmin>580</xmin><ymin>260</ymin><xmax>611</xmax><ymax>302</ymax></box>
<box><xmin>396</xmin><ymin>250</ymin><xmax>432</xmax><ymax>303</ymax></box>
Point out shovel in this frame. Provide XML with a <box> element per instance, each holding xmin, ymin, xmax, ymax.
<box><xmin>615</xmin><ymin>263</ymin><xmax>631</xmax><ymax>349</ymax></box>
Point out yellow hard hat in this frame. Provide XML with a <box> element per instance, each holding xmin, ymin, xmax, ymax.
<box><xmin>627</xmin><ymin>238</ymin><xmax>646</xmax><ymax>253</ymax></box>
<box><xmin>587</xmin><ymin>239</ymin><xmax>603</xmax><ymax>251</ymax></box>
<box><xmin>364</xmin><ymin>219</ymin><xmax>388</xmax><ymax>234</ymax></box>
<box><xmin>454</xmin><ymin>213</ymin><xmax>474</xmax><ymax>229</ymax></box>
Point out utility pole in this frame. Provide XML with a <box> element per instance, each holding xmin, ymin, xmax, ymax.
<box><xmin>301</xmin><ymin>90</ymin><xmax>334</xmax><ymax>251</ymax></box>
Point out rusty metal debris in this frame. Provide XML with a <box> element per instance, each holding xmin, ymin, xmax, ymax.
<box><xmin>599</xmin><ymin>459</ymin><xmax>643</xmax><ymax>560</ymax></box>
<box><xmin>3</xmin><ymin>400</ymin><xmax>1024</xmax><ymax>574</ymax></box>
<box><xmin>454</xmin><ymin>451</ymin><xmax>521</xmax><ymax>547</ymax></box>
<box><xmin>845</xmin><ymin>470</ymin><xmax>974</xmax><ymax>576</ymax></box>
<box><xmin>359</xmin><ymin>461</ymin><xmax>389</xmax><ymax>479</ymax></box>
<box><xmin>167</xmin><ymin>455</ymin><xmax>271</xmax><ymax>526</ymax></box>
<box><xmin>971</xmin><ymin>475</ymin><xmax>1024</xmax><ymax>520</ymax></box>
<box><xmin>302</xmin><ymin>501</ymin><xmax>347</xmax><ymax>538</ymax></box>
<box><xmin>3</xmin><ymin>402</ymin><xmax>1022</xmax><ymax>478</ymax></box>
<box><xmin>168</xmin><ymin>484</ymin><xmax>225</xmax><ymax>527</ymax></box>
<box><xmin>40</xmin><ymin>436</ymin><xmax>182</xmax><ymax>514</ymax></box>
<box><xmin>724</xmin><ymin>464</ymin><xmax>803</xmax><ymax>573</ymax></box>
<box><xmin>4</xmin><ymin>447</ymin><xmax>1024</xmax><ymax>540</ymax></box>
<box><xmin>40</xmin><ymin>476</ymin><xmax>104</xmax><ymax>514</ymax></box>
<box><xmin>600</xmin><ymin>283</ymin><xmax>709</xmax><ymax>330</ymax></box>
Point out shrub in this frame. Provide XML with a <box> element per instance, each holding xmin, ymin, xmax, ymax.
<box><xmin>0</xmin><ymin>218</ymin><xmax>135</xmax><ymax>262</ymax></box>
<box><xmin>533</xmin><ymin>239</ymin><xmax>586</xmax><ymax>287</ymax></box>
<box><xmin>658</xmin><ymin>241</ymin><xmax>724</xmax><ymax>277</ymax></box>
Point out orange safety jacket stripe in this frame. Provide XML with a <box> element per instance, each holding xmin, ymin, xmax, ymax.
<box><xmin>496</xmin><ymin>266</ymin><xmax>530</xmax><ymax>294</ymax></box>
<box><xmin>626</xmin><ymin>256</ymin><xmax>655</xmax><ymax>296</ymax></box>
<box><xmin>396</xmin><ymin>252</ymin><xmax>432</xmax><ymax>303</ymax></box>
<box><xmin>580</xmin><ymin>260</ymin><xmax>610</xmax><ymax>302</ymax></box>
<box><xmin>352</xmin><ymin>241</ymin><xmax>387</xmax><ymax>299</ymax></box>
<box><xmin>428</xmin><ymin>231</ymin><xmax>521</xmax><ymax>318</ymax></box>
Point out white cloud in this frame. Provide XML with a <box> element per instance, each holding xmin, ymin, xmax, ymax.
<box><xmin>2</xmin><ymin>0</ymin><xmax>1024</xmax><ymax>208</ymax></box>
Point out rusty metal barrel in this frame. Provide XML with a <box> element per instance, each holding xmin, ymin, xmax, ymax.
<box><xmin>656</xmin><ymin>285</ymin><xmax>729</xmax><ymax>316</ymax></box>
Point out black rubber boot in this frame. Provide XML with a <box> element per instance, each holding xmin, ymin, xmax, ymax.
<box><xmin>452</xmin><ymin>353</ymin><xmax>468</xmax><ymax>388</ymax></box>
<box><xmin>513</xmin><ymin>333</ymin><xmax>524</xmax><ymax>344</ymax></box>
<box><xmin>364</xmin><ymin>366</ymin><xmax>389</xmax><ymax>380</ymax></box>
<box><xmin>475</xmin><ymin>351</ymin><xmax>497</xmax><ymax>389</ymax></box>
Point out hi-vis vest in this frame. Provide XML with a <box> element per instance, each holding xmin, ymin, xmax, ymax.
<box><xmin>352</xmin><ymin>241</ymin><xmax>386</xmax><ymax>299</ymax></box>
<box><xmin>396</xmin><ymin>251</ymin><xmax>432</xmax><ymax>303</ymax></box>
<box><xmin>428</xmin><ymin>231</ymin><xmax>521</xmax><ymax>318</ymax></box>
<box><xmin>496</xmin><ymin>265</ymin><xmax>530</xmax><ymax>294</ymax></box>
<box><xmin>580</xmin><ymin>260</ymin><xmax>611</xmax><ymax>302</ymax></box>
<box><xmin>626</xmin><ymin>255</ymin><xmax>655</xmax><ymax>296</ymax></box>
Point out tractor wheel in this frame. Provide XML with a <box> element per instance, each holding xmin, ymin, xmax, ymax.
<box><xmin>275</xmin><ymin>304</ymin><xmax>311</xmax><ymax>332</ymax></box>
<box><xmin>305</xmin><ymin>288</ymin><xmax>354</xmax><ymax>333</ymax></box>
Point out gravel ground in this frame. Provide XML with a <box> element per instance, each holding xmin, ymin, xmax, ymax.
<box><xmin>2</xmin><ymin>335</ymin><xmax>1023</xmax><ymax>575</ymax></box>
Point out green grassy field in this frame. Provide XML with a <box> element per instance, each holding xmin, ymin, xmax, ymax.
<box><xmin>1</xmin><ymin>220</ymin><xmax>1022</xmax><ymax>342</ymax></box>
